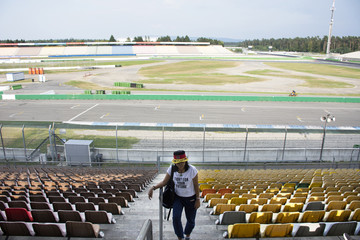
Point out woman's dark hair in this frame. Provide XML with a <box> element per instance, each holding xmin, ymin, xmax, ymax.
<box><xmin>173</xmin><ymin>162</ymin><xmax>189</xmax><ymax>172</ymax></box>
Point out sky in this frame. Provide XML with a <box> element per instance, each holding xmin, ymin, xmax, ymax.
<box><xmin>0</xmin><ymin>0</ymin><xmax>359</xmax><ymax>41</ymax></box>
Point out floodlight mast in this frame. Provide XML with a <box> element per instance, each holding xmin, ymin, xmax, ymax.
<box><xmin>326</xmin><ymin>0</ymin><xmax>336</xmax><ymax>57</ymax></box>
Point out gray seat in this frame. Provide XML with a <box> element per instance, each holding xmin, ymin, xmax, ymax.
<box><xmin>215</xmin><ymin>211</ymin><xmax>246</xmax><ymax>225</ymax></box>
<box><xmin>323</xmin><ymin>221</ymin><xmax>357</xmax><ymax>236</ymax></box>
<box><xmin>31</xmin><ymin>209</ymin><xmax>59</xmax><ymax>223</ymax></box>
<box><xmin>66</xmin><ymin>221</ymin><xmax>104</xmax><ymax>238</ymax></box>
<box><xmin>0</xmin><ymin>221</ymin><xmax>35</xmax><ymax>236</ymax></box>
<box><xmin>292</xmin><ymin>223</ymin><xmax>325</xmax><ymax>237</ymax></box>
<box><xmin>85</xmin><ymin>210</ymin><xmax>115</xmax><ymax>224</ymax></box>
<box><xmin>58</xmin><ymin>210</ymin><xmax>85</xmax><ymax>223</ymax></box>
<box><xmin>303</xmin><ymin>201</ymin><xmax>325</xmax><ymax>211</ymax></box>
<box><xmin>33</xmin><ymin>223</ymin><xmax>66</xmax><ymax>237</ymax></box>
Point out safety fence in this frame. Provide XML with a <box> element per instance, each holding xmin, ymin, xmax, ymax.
<box><xmin>1</xmin><ymin>94</ymin><xmax>360</xmax><ymax>102</ymax></box>
<box><xmin>0</xmin><ymin>122</ymin><xmax>359</xmax><ymax>166</ymax></box>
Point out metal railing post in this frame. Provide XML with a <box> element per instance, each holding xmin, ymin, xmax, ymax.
<box><xmin>116</xmin><ymin>125</ymin><xmax>119</xmax><ymax>163</ymax></box>
<box><xmin>243</xmin><ymin>128</ymin><xmax>248</xmax><ymax>162</ymax></box>
<box><xmin>0</xmin><ymin>124</ymin><xmax>7</xmax><ymax>162</ymax></box>
<box><xmin>22</xmin><ymin>125</ymin><xmax>27</xmax><ymax>162</ymax></box>
<box><xmin>159</xmin><ymin>187</ymin><xmax>163</xmax><ymax>240</ymax></box>
<box><xmin>202</xmin><ymin>126</ymin><xmax>205</xmax><ymax>162</ymax></box>
<box><xmin>282</xmin><ymin>127</ymin><xmax>287</xmax><ymax>161</ymax></box>
<box><xmin>48</xmin><ymin>125</ymin><xmax>54</xmax><ymax>162</ymax></box>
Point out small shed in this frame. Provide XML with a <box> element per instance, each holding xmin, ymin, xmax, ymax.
<box><xmin>6</xmin><ymin>72</ymin><xmax>24</xmax><ymax>82</ymax></box>
<box><xmin>65</xmin><ymin>139</ymin><xmax>94</xmax><ymax>166</ymax></box>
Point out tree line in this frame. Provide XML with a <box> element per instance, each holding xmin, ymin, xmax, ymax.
<box><xmin>239</xmin><ymin>36</ymin><xmax>360</xmax><ymax>54</ymax></box>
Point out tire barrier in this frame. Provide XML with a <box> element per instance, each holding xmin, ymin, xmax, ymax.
<box><xmin>11</xmin><ymin>85</ymin><xmax>22</xmax><ymax>90</ymax></box>
<box><xmin>112</xmin><ymin>90</ymin><xmax>131</xmax><ymax>95</ymax></box>
<box><xmin>28</xmin><ymin>68</ymin><xmax>44</xmax><ymax>75</ymax></box>
<box><xmin>114</xmin><ymin>82</ymin><xmax>143</xmax><ymax>88</ymax></box>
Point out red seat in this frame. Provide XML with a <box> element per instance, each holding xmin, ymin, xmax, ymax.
<box><xmin>5</xmin><ymin>208</ymin><xmax>33</xmax><ymax>222</ymax></box>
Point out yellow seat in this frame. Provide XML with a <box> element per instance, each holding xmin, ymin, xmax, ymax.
<box><xmin>311</xmin><ymin>187</ymin><xmax>325</xmax><ymax>193</ymax></box>
<box><xmin>280</xmin><ymin>187</ymin><xmax>294</xmax><ymax>194</ymax></box>
<box><xmin>325</xmin><ymin>209</ymin><xmax>351</xmax><ymax>222</ymax></box>
<box><xmin>264</xmin><ymin>224</ymin><xmax>293</xmax><ymax>237</ymax></box>
<box><xmin>213</xmin><ymin>184</ymin><xmax>226</xmax><ymax>190</ymax></box>
<box><xmin>283</xmin><ymin>203</ymin><xmax>304</xmax><ymax>212</ymax></box>
<box><xmin>199</xmin><ymin>184</ymin><xmax>212</xmax><ymax>191</ymax></box>
<box><xmin>250</xmin><ymin>188</ymin><xmax>264</xmax><ymax>194</ymax></box>
<box><xmin>275</xmin><ymin>212</ymin><xmax>300</xmax><ymax>223</ymax></box>
<box><xmin>350</xmin><ymin>208</ymin><xmax>360</xmax><ymax>221</ymax></box>
<box><xmin>237</xmin><ymin>204</ymin><xmax>258</xmax><ymax>213</ymax></box>
<box><xmin>227</xmin><ymin>223</ymin><xmax>260</xmax><ymax>238</ymax></box>
<box><xmin>222</xmin><ymin>193</ymin><xmax>239</xmax><ymax>200</ymax></box>
<box><xmin>289</xmin><ymin>197</ymin><xmax>306</xmax><ymax>204</ymax></box>
<box><xmin>309</xmin><ymin>182</ymin><xmax>322</xmax><ymax>189</ymax></box>
<box><xmin>277</xmin><ymin>193</ymin><xmax>291</xmax><ymax>199</ymax></box>
<box><xmin>283</xmin><ymin>183</ymin><xmax>296</xmax><ymax>188</ymax></box>
<box><xmin>242</xmin><ymin>193</ymin><xmax>257</xmax><ymax>199</ymax></box>
<box><xmin>347</xmin><ymin>200</ymin><xmax>360</xmax><ymax>211</ymax></box>
<box><xmin>208</xmin><ymin>198</ymin><xmax>228</xmax><ymax>208</ymax></box>
<box><xmin>249</xmin><ymin>211</ymin><xmax>273</xmax><ymax>224</ymax></box>
<box><xmin>269</xmin><ymin>197</ymin><xmax>287</xmax><ymax>205</ymax></box>
<box><xmin>266</xmin><ymin>188</ymin><xmax>280</xmax><ymax>194</ymax></box>
<box><xmin>310</xmin><ymin>192</ymin><xmax>325</xmax><ymax>197</ymax></box>
<box><xmin>345</xmin><ymin>195</ymin><xmax>360</xmax><ymax>204</ymax></box>
<box><xmin>233</xmin><ymin>189</ymin><xmax>248</xmax><ymax>195</ymax></box>
<box><xmin>261</xmin><ymin>204</ymin><xmax>281</xmax><ymax>213</ymax></box>
<box><xmin>293</xmin><ymin>192</ymin><xmax>308</xmax><ymax>198</ymax></box>
<box><xmin>300</xmin><ymin>210</ymin><xmax>325</xmax><ymax>223</ymax></box>
<box><xmin>325</xmin><ymin>195</ymin><xmax>344</xmax><ymax>204</ymax></box>
<box><xmin>228</xmin><ymin>197</ymin><xmax>247</xmax><ymax>205</ymax></box>
<box><xmin>250</xmin><ymin>198</ymin><xmax>268</xmax><ymax>205</ymax></box>
<box><xmin>204</xmin><ymin>193</ymin><xmax>221</xmax><ymax>202</ymax></box>
<box><xmin>212</xmin><ymin>203</ymin><xmax>236</xmax><ymax>215</ymax></box>
<box><xmin>326</xmin><ymin>201</ymin><xmax>347</xmax><ymax>211</ymax></box>
<box><xmin>308</xmin><ymin>196</ymin><xmax>325</xmax><ymax>202</ymax></box>
<box><xmin>258</xmin><ymin>193</ymin><xmax>274</xmax><ymax>199</ymax></box>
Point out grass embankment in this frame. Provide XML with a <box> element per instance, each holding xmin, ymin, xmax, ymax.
<box><xmin>246</xmin><ymin>63</ymin><xmax>359</xmax><ymax>88</ymax></box>
<box><xmin>1</xmin><ymin>127</ymin><xmax>139</xmax><ymax>151</ymax></box>
<box><xmin>139</xmin><ymin>61</ymin><xmax>263</xmax><ymax>85</ymax></box>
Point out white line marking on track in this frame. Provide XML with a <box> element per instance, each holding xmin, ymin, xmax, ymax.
<box><xmin>68</xmin><ymin>104</ymin><xmax>99</xmax><ymax>122</ymax></box>
<box><xmin>70</xmin><ymin>105</ymin><xmax>80</xmax><ymax>109</ymax></box>
<box><xmin>297</xmin><ymin>116</ymin><xmax>303</xmax><ymax>122</ymax></box>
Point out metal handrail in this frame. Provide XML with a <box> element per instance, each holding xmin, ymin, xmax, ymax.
<box><xmin>136</xmin><ymin>219</ymin><xmax>153</xmax><ymax>240</ymax></box>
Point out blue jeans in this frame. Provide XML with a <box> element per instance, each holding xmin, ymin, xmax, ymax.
<box><xmin>172</xmin><ymin>194</ymin><xmax>197</xmax><ymax>238</ymax></box>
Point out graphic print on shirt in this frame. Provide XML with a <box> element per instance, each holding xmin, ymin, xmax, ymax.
<box><xmin>175</xmin><ymin>177</ymin><xmax>189</xmax><ymax>189</ymax></box>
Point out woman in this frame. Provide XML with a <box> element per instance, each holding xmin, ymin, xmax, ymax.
<box><xmin>148</xmin><ymin>150</ymin><xmax>200</xmax><ymax>240</ymax></box>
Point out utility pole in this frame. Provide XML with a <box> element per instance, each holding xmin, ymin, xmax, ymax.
<box><xmin>326</xmin><ymin>0</ymin><xmax>336</xmax><ymax>57</ymax></box>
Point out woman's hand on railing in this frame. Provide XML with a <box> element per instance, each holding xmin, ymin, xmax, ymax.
<box><xmin>148</xmin><ymin>186</ymin><xmax>155</xmax><ymax>200</ymax></box>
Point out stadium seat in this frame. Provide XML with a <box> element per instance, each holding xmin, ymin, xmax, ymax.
<box><xmin>275</xmin><ymin>212</ymin><xmax>300</xmax><ymax>223</ymax></box>
<box><xmin>346</xmin><ymin>195</ymin><xmax>360</xmax><ymax>204</ymax></box>
<box><xmin>68</xmin><ymin>196</ymin><xmax>86</xmax><ymax>204</ymax></box>
<box><xmin>211</xmin><ymin>203</ymin><xmax>236</xmax><ymax>215</ymax></box>
<box><xmin>261</xmin><ymin>204</ymin><xmax>281</xmax><ymax>213</ymax></box>
<box><xmin>52</xmin><ymin>202</ymin><xmax>73</xmax><ymax>211</ymax></box>
<box><xmin>8</xmin><ymin>200</ymin><xmax>30</xmax><ymax>210</ymax></box>
<box><xmin>217</xmin><ymin>188</ymin><xmax>232</xmax><ymax>196</ymax></box>
<box><xmin>248</xmin><ymin>211</ymin><xmax>273</xmax><ymax>224</ymax></box>
<box><xmin>65</xmin><ymin>221</ymin><xmax>104</xmax><ymax>238</ymax></box>
<box><xmin>236</xmin><ymin>204</ymin><xmax>258</xmax><ymax>213</ymax></box>
<box><xmin>292</xmin><ymin>223</ymin><xmax>325</xmax><ymax>237</ymax></box>
<box><xmin>85</xmin><ymin>210</ymin><xmax>115</xmax><ymax>224</ymax></box>
<box><xmin>108</xmin><ymin>196</ymin><xmax>128</xmax><ymax>207</ymax></box>
<box><xmin>303</xmin><ymin>201</ymin><xmax>325</xmax><ymax>211</ymax></box>
<box><xmin>326</xmin><ymin>201</ymin><xmax>347</xmax><ymax>211</ymax></box>
<box><xmin>32</xmin><ymin>223</ymin><xmax>66</xmax><ymax>237</ymax></box>
<box><xmin>269</xmin><ymin>197</ymin><xmax>287</xmax><ymax>205</ymax></box>
<box><xmin>300</xmin><ymin>210</ymin><xmax>325</xmax><ymax>223</ymax></box>
<box><xmin>323</xmin><ymin>221</ymin><xmax>357</xmax><ymax>236</ymax></box>
<box><xmin>208</xmin><ymin>198</ymin><xmax>228</xmax><ymax>208</ymax></box>
<box><xmin>264</xmin><ymin>224</ymin><xmax>293</xmax><ymax>237</ymax></box>
<box><xmin>31</xmin><ymin>209</ymin><xmax>58</xmax><ymax>222</ymax></box>
<box><xmin>350</xmin><ymin>208</ymin><xmax>360</xmax><ymax>221</ymax></box>
<box><xmin>225</xmin><ymin>223</ymin><xmax>260</xmax><ymax>238</ymax></box>
<box><xmin>75</xmin><ymin>202</ymin><xmax>96</xmax><ymax>212</ymax></box>
<box><xmin>200</xmin><ymin>188</ymin><xmax>216</xmax><ymax>198</ymax></box>
<box><xmin>283</xmin><ymin>203</ymin><xmax>304</xmax><ymax>212</ymax></box>
<box><xmin>98</xmin><ymin>202</ymin><xmax>123</xmax><ymax>215</ymax></box>
<box><xmin>215</xmin><ymin>211</ymin><xmax>246</xmax><ymax>225</ymax></box>
<box><xmin>88</xmin><ymin>197</ymin><xmax>106</xmax><ymax>205</ymax></box>
<box><xmin>116</xmin><ymin>192</ymin><xmax>134</xmax><ymax>202</ymax></box>
<box><xmin>5</xmin><ymin>207</ymin><xmax>33</xmax><ymax>221</ymax></box>
<box><xmin>0</xmin><ymin>221</ymin><xmax>35</xmax><ymax>236</ymax></box>
<box><xmin>222</xmin><ymin>193</ymin><xmax>239</xmax><ymax>201</ymax></box>
<box><xmin>325</xmin><ymin>209</ymin><xmax>351</xmax><ymax>222</ymax></box>
<box><xmin>58</xmin><ymin>210</ymin><xmax>85</xmax><ymax>222</ymax></box>
<box><xmin>250</xmin><ymin>198</ymin><xmax>268</xmax><ymax>205</ymax></box>
<box><xmin>204</xmin><ymin>193</ymin><xmax>221</xmax><ymax>202</ymax></box>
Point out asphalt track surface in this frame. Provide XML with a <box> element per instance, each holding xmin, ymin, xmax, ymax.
<box><xmin>0</xmin><ymin>99</ymin><xmax>359</xmax><ymax>128</ymax></box>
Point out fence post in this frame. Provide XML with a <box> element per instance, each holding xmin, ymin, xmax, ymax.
<box><xmin>22</xmin><ymin>125</ymin><xmax>27</xmax><ymax>162</ymax></box>
<box><xmin>0</xmin><ymin>124</ymin><xmax>7</xmax><ymax>162</ymax></box>
<box><xmin>52</xmin><ymin>122</ymin><xmax>58</xmax><ymax>161</ymax></box>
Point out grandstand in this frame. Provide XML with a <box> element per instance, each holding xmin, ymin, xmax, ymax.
<box><xmin>0</xmin><ymin>165</ymin><xmax>359</xmax><ymax>239</ymax></box>
<box><xmin>0</xmin><ymin>42</ymin><xmax>233</xmax><ymax>58</ymax></box>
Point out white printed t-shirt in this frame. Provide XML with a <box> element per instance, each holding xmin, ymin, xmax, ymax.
<box><xmin>167</xmin><ymin>164</ymin><xmax>198</xmax><ymax>197</ymax></box>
